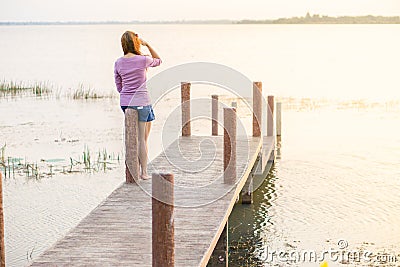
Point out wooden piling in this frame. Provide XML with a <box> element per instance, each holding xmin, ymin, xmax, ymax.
<box><xmin>276</xmin><ymin>135</ymin><xmax>282</xmax><ymax>159</ymax></box>
<box><xmin>267</xmin><ymin>96</ymin><xmax>275</xmax><ymax>136</ymax></box>
<box><xmin>212</xmin><ymin>95</ymin><xmax>218</xmax><ymax>136</ymax></box>
<box><xmin>276</xmin><ymin>102</ymin><xmax>282</xmax><ymax>136</ymax></box>
<box><xmin>0</xmin><ymin>172</ymin><xmax>5</xmax><ymax>267</ymax></box>
<box><xmin>224</xmin><ymin>108</ymin><xmax>237</xmax><ymax>184</ymax></box>
<box><xmin>242</xmin><ymin>153</ymin><xmax>261</xmax><ymax>204</ymax></box>
<box><xmin>181</xmin><ymin>82</ymin><xmax>191</xmax><ymax>136</ymax></box>
<box><xmin>125</xmin><ymin>108</ymin><xmax>139</xmax><ymax>183</ymax></box>
<box><xmin>125</xmin><ymin>164</ymin><xmax>133</xmax><ymax>183</ymax></box>
<box><xmin>152</xmin><ymin>173</ymin><xmax>174</xmax><ymax>267</ymax></box>
<box><xmin>242</xmin><ymin>176</ymin><xmax>254</xmax><ymax>204</ymax></box>
<box><xmin>252</xmin><ymin>82</ymin><xmax>262</xmax><ymax>137</ymax></box>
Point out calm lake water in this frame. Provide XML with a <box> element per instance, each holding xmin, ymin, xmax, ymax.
<box><xmin>1</xmin><ymin>24</ymin><xmax>400</xmax><ymax>266</ymax></box>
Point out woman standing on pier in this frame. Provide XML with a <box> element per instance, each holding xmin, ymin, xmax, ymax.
<box><xmin>114</xmin><ymin>31</ymin><xmax>162</xmax><ymax>180</ymax></box>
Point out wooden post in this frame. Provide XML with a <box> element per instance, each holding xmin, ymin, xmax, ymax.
<box><xmin>276</xmin><ymin>102</ymin><xmax>282</xmax><ymax>136</ymax></box>
<box><xmin>208</xmin><ymin>222</ymin><xmax>228</xmax><ymax>266</ymax></box>
<box><xmin>242</xmin><ymin>174</ymin><xmax>254</xmax><ymax>204</ymax></box>
<box><xmin>0</xmin><ymin>172</ymin><xmax>5</xmax><ymax>267</ymax></box>
<box><xmin>242</xmin><ymin>154</ymin><xmax>260</xmax><ymax>204</ymax></box>
<box><xmin>181</xmin><ymin>82</ymin><xmax>191</xmax><ymax>136</ymax></box>
<box><xmin>252</xmin><ymin>82</ymin><xmax>262</xmax><ymax>137</ymax></box>
<box><xmin>267</xmin><ymin>96</ymin><xmax>275</xmax><ymax>136</ymax></box>
<box><xmin>125</xmin><ymin>108</ymin><xmax>139</xmax><ymax>183</ymax></box>
<box><xmin>152</xmin><ymin>173</ymin><xmax>174</xmax><ymax>267</ymax></box>
<box><xmin>276</xmin><ymin>135</ymin><xmax>282</xmax><ymax>159</ymax></box>
<box><xmin>212</xmin><ymin>95</ymin><xmax>218</xmax><ymax>136</ymax></box>
<box><xmin>224</xmin><ymin>108</ymin><xmax>236</xmax><ymax>184</ymax></box>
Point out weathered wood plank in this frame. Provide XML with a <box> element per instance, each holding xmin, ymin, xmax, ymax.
<box><xmin>30</xmin><ymin>135</ymin><xmax>272</xmax><ymax>267</ymax></box>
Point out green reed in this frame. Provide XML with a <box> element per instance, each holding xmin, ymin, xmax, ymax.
<box><xmin>83</xmin><ymin>145</ymin><xmax>91</xmax><ymax>169</ymax></box>
<box><xmin>0</xmin><ymin>80</ymin><xmax>52</xmax><ymax>97</ymax></box>
<box><xmin>1</xmin><ymin>79</ymin><xmax>119</xmax><ymax>99</ymax></box>
<box><xmin>72</xmin><ymin>84</ymin><xmax>102</xmax><ymax>99</ymax></box>
<box><xmin>0</xmin><ymin>144</ymin><xmax>122</xmax><ymax>179</ymax></box>
<box><xmin>0</xmin><ymin>143</ymin><xmax>5</xmax><ymax>164</ymax></box>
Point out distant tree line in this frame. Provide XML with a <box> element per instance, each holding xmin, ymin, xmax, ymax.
<box><xmin>1</xmin><ymin>14</ymin><xmax>400</xmax><ymax>25</ymax></box>
<box><xmin>236</xmin><ymin>13</ymin><xmax>400</xmax><ymax>24</ymax></box>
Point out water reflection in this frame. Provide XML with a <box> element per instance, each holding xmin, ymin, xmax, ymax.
<box><xmin>228</xmin><ymin>106</ymin><xmax>400</xmax><ymax>266</ymax></box>
<box><xmin>229</xmin><ymin>164</ymin><xmax>278</xmax><ymax>266</ymax></box>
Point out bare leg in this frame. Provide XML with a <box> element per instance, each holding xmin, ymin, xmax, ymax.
<box><xmin>143</xmin><ymin>122</ymin><xmax>151</xmax><ymax>178</ymax></box>
<box><xmin>145</xmin><ymin>121</ymin><xmax>151</xmax><ymax>141</ymax></box>
<box><xmin>138</xmin><ymin>121</ymin><xmax>150</xmax><ymax>179</ymax></box>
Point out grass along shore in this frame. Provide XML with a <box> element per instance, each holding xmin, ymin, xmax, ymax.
<box><xmin>0</xmin><ymin>80</ymin><xmax>117</xmax><ymax>99</ymax></box>
<box><xmin>0</xmin><ymin>80</ymin><xmax>51</xmax><ymax>97</ymax></box>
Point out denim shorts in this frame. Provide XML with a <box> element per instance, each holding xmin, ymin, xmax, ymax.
<box><xmin>121</xmin><ymin>105</ymin><xmax>155</xmax><ymax>122</ymax></box>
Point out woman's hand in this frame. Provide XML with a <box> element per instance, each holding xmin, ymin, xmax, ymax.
<box><xmin>140</xmin><ymin>38</ymin><xmax>161</xmax><ymax>59</ymax></box>
<box><xmin>139</xmin><ymin>38</ymin><xmax>148</xmax><ymax>47</ymax></box>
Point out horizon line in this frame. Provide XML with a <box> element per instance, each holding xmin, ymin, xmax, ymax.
<box><xmin>1</xmin><ymin>14</ymin><xmax>400</xmax><ymax>25</ymax></box>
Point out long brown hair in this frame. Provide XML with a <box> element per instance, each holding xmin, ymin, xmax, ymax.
<box><xmin>121</xmin><ymin>31</ymin><xmax>142</xmax><ymax>55</ymax></box>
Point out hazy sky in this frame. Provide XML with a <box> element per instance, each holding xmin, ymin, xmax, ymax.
<box><xmin>0</xmin><ymin>0</ymin><xmax>399</xmax><ymax>22</ymax></box>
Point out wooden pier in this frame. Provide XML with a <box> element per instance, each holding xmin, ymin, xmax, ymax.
<box><xmin>27</xmin><ymin>81</ymin><xmax>281</xmax><ymax>267</ymax></box>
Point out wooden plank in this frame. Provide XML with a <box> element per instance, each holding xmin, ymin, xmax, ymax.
<box><xmin>30</xmin><ymin>135</ymin><xmax>273</xmax><ymax>267</ymax></box>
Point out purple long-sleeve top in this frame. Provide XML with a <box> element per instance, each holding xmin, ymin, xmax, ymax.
<box><xmin>114</xmin><ymin>55</ymin><xmax>162</xmax><ymax>106</ymax></box>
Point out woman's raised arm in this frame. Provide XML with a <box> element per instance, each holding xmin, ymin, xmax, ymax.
<box><xmin>140</xmin><ymin>38</ymin><xmax>161</xmax><ymax>59</ymax></box>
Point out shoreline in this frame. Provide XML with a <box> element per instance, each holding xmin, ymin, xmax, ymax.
<box><xmin>1</xmin><ymin>15</ymin><xmax>400</xmax><ymax>26</ymax></box>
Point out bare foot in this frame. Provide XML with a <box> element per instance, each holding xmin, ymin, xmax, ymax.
<box><xmin>141</xmin><ymin>174</ymin><xmax>151</xmax><ymax>180</ymax></box>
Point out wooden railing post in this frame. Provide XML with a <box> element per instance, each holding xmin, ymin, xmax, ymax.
<box><xmin>267</xmin><ymin>96</ymin><xmax>275</xmax><ymax>136</ymax></box>
<box><xmin>276</xmin><ymin>102</ymin><xmax>282</xmax><ymax>136</ymax></box>
<box><xmin>152</xmin><ymin>173</ymin><xmax>174</xmax><ymax>267</ymax></box>
<box><xmin>181</xmin><ymin>82</ymin><xmax>191</xmax><ymax>136</ymax></box>
<box><xmin>252</xmin><ymin>82</ymin><xmax>262</xmax><ymax>137</ymax></box>
<box><xmin>223</xmin><ymin>108</ymin><xmax>237</xmax><ymax>184</ymax></box>
<box><xmin>0</xmin><ymin>172</ymin><xmax>5</xmax><ymax>267</ymax></box>
<box><xmin>125</xmin><ymin>108</ymin><xmax>139</xmax><ymax>183</ymax></box>
<box><xmin>211</xmin><ymin>95</ymin><xmax>218</xmax><ymax>136</ymax></box>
